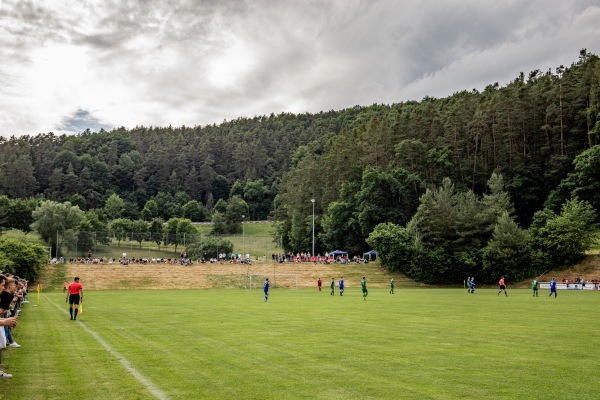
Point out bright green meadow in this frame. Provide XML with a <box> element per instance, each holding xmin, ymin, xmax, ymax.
<box><xmin>2</xmin><ymin>288</ymin><xmax>599</xmax><ymax>399</ymax></box>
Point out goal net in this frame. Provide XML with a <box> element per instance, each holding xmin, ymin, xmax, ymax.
<box><xmin>248</xmin><ymin>274</ymin><xmax>298</xmax><ymax>290</ymax></box>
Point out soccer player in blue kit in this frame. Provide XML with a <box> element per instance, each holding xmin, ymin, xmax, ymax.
<box><xmin>549</xmin><ymin>277</ymin><xmax>557</xmax><ymax>298</ymax></box>
<box><xmin>339</xmin><ymin>276</ymin><xmax>344</xmax><ymax>296</ymax></box>
<box><xmin>263</xmin><ymin>278</ymin><xmax>270</xmax><ymax>302</ymax></box>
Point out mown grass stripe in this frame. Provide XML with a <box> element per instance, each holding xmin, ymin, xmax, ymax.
<box><xmin>44</xmin><ymin>294</ymin><xmax>169</xmax><ymax>400</ymax></box>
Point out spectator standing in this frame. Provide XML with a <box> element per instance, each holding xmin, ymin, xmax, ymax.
<box><xmin>0</xmin><ymin>278</ymin><xmax>21</xmax><ymax>348</ymax></box>
<box><xmin>0</xmin><ymin>316</ymin><xmax>17</xmax><ymax>378</ymax></box>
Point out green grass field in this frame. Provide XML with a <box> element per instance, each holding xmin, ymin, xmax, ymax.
<box><xmin>2</xmin><ymin>287</ymin><xmax>599</xmax><ymax>399</ymax></box>
<box><xmin>44</xmin><ymin>222</ymin><xmax>282</xmax><ymax>261</ymax></box>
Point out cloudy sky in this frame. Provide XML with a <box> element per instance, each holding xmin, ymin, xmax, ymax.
<box><xmin>1</xmin><ymin>0</ymin><xmax>599</xmax><ymax>138</ymax></box>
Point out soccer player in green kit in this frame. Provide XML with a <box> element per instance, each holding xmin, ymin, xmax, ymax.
<box><xmin>330</xmin><ymin>278</ymin><xmax>335</xmax><ymax>296</ymax></box>
<box><xmin>390</xmin><ymin>278</ymin><xmax>394</xmax><ymax>294</ymax></box>
<box><xmin>361</xmin><ymin>276</ymin><xmax>368</xmax><ymax>300</ymax></box>
<box><xmin>532</xmin><ymin>278</ymin><xmax>539</xmax><ymax>297</ymax></box>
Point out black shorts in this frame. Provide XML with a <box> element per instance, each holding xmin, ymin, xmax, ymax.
<box><xmin>499</xmin><ymin>285</ymin><xmax>506</xmax><ymax>290</ymax></box>
<box><xmin>69</xmin><ymin>294</ymin><xmax>80</xmax><ymax>305</ymax></box>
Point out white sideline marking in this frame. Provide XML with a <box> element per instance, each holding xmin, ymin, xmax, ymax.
<box><xmin>45</xmin><ymin>295</ymin><xmax>169</xmax><ymax>400</ymax></box>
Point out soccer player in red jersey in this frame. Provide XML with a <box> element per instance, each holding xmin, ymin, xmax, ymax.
<box><xmin>498</xmin><ymin>276</ymin><xmax>508</xmax><ymax>297</ymax></box>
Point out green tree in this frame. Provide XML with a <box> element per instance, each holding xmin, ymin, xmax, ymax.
<box><xmin>164</xmin><ymin>218</ymin><xmax>196</xmax><ymax>252</ymax></box>
<box><xmin>211</xmin><ymin>211</ymin><xmax>226</xmax><ymax>235</ymax></box>
<box><xmin>213</xmin><ymin>198</ymin><xmax>228</xmax><ymax>214</ymax></box>
<box><xmin>321</xmin><ymin>200</ymin><xmax>360</xmax><ymax>253</ymax></box>
<box><xmin>0</xmin><ymin>237</ymin><xmax>47</xmax><ymax>280</ymax></box>
<box><xmin>243</xmin><ymin>179</ymin><xmax>271</xmax><ymax>220</ymax></box>
<box><xmin>81</xmin><ymin>210</ymin><xmax>110</xmax><ymax>245</ymax></box>
<box><xmin>141</xmin><ymin>199</ymin><xmax>159</xmax><ymax>221</ymax></box>
<box><xmin>185</xmin><ymin>166</ymin><xmax>202</xmax><ymax>201</ymax></box>
<box><xmin>153</xmin><ymin>192</ymin><xmax>177</xmax><ymax>220</ymax></box>
<box><xmin>356</xmin><ymin>166</ymin><xmax>420</xmax><ymax>238</ymax></box>
<box><xmin>212</xmin><ymin>175</ymin><xmax>231</xmax><ymax>203</ymax></box>
<box><xmin>0</xmin><ymin>196</ymin><xmax>9</xmax><ymax>234</ymax></box>
<box><xmin>45</xmin><ymin>167</ymin><xmax>64</xmax><ymax>198</ymax></box>
<box><xmin>529</xmin><ymin>197</ymin><xmax>598</xmax><ymax>270</ymax></box>
<box><xmin>198</xmin><ymin>161</ymin><xmax>216</xmax><ymax>203</ymax></box>
<box><xmin>30</xmin><ymin>201</ymin><xmax>85</xmax><ymax>256</ymax></box>
<box><xmin>69</xmin><ymin>193</ymin><xmax>87</xmax><ymax>210</ymax></box>
<box><xmin>288</xmin><ymin>210</ymin><xmax>309</xmax><ymax>253</ymax></box>
<box><xmin>412</xmin><ymin>177</ymin><xmax>459</xmax><ymax>249</ymax></box>
<box><xmin>104</xmin><ymin>193</ymin><xmax>125</xmax><ymax>220</ymax></box>
<box><xmin>366</xmin><ymin>222</ymin><xmax>413</xmax><ymax>272</ymax></box>
<box><xmin>164</xmin><ymin>218</ymin><xmax>180</xmax><ymax>249</ymax></box>
<box><xmin>482</xmin><ymin>211</ymin><xmax>531</xmax><ymax>282</ymax></box>
<box><xmin>182</xmin><ymin>200</ymin><xmax>208</xmax><ymax>222</ymax></box>
<box><xmin>229</xmin><ymin>180</ymin><xmax>244</xmax><ymax>198</ymax></box>
<box><xmin>62</xmin><ymin>163</ymin><xmax>83</xmax><ymax>196</ymax></box>
<box><xmin>131</xmin><ymin>219</ymin><xmax>149</xmax><ymax>248</ymax></box>
<box><xmin>6</xmin><ymin>198</ymin><xmax>36</xmax><ymax>233</ymax></box>
<box><xmin>186</xmin><ymin>236</ymin><xmax>233</xmax><ymax>260</ymax></box>
<box><xmin>320</xmin><ymin>179</ymin><xmax>362</xmax><ymax>253</ymax></box>
<box><xmin>149</xmin><ymin>218</ymin><xmax>165</xmax><ymax>250</ymax></box>
<box><xmin>545</xmin><ymin>145</ymin><xmax>600</xmax><ymax>218</ymax></box>
<box><xmin>4</xmin><ymin>152</ymin><xmax>38</xmax><ymax>198</ymax></box>
<box><xmin>110</xmin><ymin>218</ymin><xmax>133</xmax><ymax>246</ymax></box>
<box><xmin>177</xmin><ymin>219</ymin><xmax>198</xmax><ymax>249</ymax></box>
<box><xmin>225</xmin><ymin>195</ymin><xmax>248</xmax><ymax>234</ymax></box>
<box><xmin>76</xmin><ymin>219</ymin><xmax>96</xmax><ymax>256</ymax></box>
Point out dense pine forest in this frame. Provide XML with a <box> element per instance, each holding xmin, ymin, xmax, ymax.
<box><xmin>1</xmin><ymin>50</ymin><xmax>599</xmax><ymax>283</ymax></box>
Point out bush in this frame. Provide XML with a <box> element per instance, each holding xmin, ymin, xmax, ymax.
<box><xmin>185</xmin><ymin>236</ymin><xmax>234</xmax><ymax>260</ymax></box>
<box><xmin>0</xmin><ymin>237</ymin><xmax>48</xmax><ymax>281</ymax></box>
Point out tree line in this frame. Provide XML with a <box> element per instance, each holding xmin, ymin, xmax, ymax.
<box><xmin>1</xmin><ymin>49</ymin><xmax>599</xmax><ymax>282</ymax></box>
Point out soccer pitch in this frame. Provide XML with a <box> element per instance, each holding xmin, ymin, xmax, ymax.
<box><xmin>4</xmin><ymin>288</ymin><xmax>599</xmax><ymax>399</ymax></box>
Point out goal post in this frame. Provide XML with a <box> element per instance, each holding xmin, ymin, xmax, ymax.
<box><xmin>248</xmin><ymin>273</ymin><xmax>298</xmax><ymax>290</ymax></box>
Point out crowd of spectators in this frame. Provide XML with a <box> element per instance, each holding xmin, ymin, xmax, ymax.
<box><xmin>52</xmin><ymin>251</ymin><xmax>260</xmax><ymax>266</ymax></box>
<box><xmin>561</xmin><ymin>276</ymin><xmax>599</xmax><ymax>289</ymax></box>
<box><xmin>50</xmin><ymin>251</ymin><xmax>372</xmax><ymax>266</ymax></box>
<box><xmin>0</xmin><ymin>272</ymin><xmax>28</xmax><ymax>379</ymax></box>
<box><xmin>271</xmin><ymin>252</ymin><xmax>370</xmax><ymax>264</ymax></box>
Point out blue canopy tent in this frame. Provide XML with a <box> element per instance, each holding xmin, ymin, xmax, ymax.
<box><xmin>329</xmin><ymin>250</ymin><xmax>348</xmax><ymax>257</ymax></box>
<box><xmin>363</xmin><ymin>250</ymin><xmax>377</xmax><ymax>260</ymax></box>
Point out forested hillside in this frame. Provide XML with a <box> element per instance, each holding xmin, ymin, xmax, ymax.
<box><xmin>1</xmin><ymin>50</ymin><xmax>599</xmax><ymax>283</ymax></box>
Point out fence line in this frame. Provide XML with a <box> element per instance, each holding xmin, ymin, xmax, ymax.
<box><xmin>55</xmin><ymin>230</ymin><xmax>280</xmax><ymax>261</ymax></box>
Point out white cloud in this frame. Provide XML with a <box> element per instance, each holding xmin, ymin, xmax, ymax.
<box><xmin>0</xmin><ymin>0</ymin><xmax>599</xmax><ymax>137</ymax></box>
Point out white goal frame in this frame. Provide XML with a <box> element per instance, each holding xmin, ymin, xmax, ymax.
<box><xmin>248</xmin><ymin>273</ymin><xmax>298</xmax><ymax>290</ymax></box>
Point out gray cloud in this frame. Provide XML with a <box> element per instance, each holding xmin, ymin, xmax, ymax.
<box><xmin>0</xmin><ymin>0</ymin><xmax>599</xmax><ymax>137</ymax></box>
<box><xmin>56</xmin><ymin>109</ymin><xmax>111</xmax><ymax>134</ymax></box>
